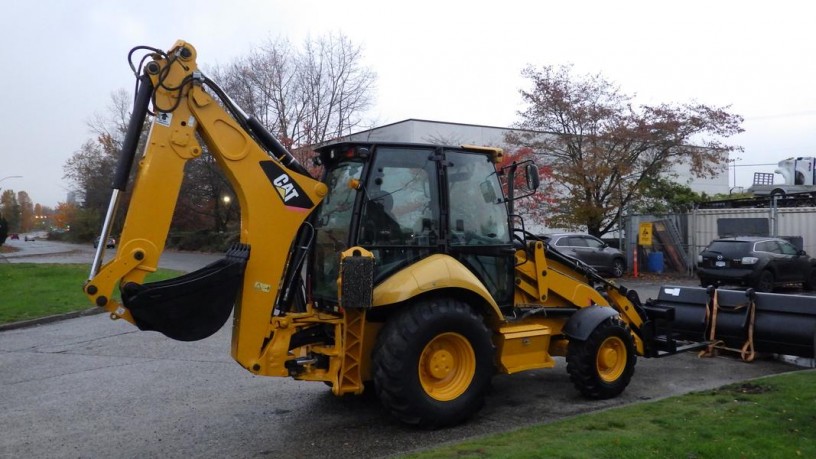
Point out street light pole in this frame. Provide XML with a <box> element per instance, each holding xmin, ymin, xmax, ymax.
<box><xmin>0</xmin><ymin>175</ymin><xmax>23</xmax><ymax>202</ymax></box>
<box><xmin>0</xmin><ymin>175</ymin><xmax>23</xmax><ymax>191</ymax></box>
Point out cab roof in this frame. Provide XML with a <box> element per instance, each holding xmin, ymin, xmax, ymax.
<box><xmin>314</xmin><ymin>141</ymin><xmax>503</xmax><ymax>163</ymax></box>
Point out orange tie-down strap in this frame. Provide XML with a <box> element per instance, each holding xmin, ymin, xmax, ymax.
<box><xmin>698</xmin><ymin>290</ymin><xmax>756</xmax><ymax>362</ymax></box>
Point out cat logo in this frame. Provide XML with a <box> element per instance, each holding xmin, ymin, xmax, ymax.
<box><xmin>259</xmin><ymin>161</ymin><xmax>314</xmax><ymax>210</ymax></box>
<box><xmin>273</xmin><ymin>174</ymin><xmax>300</xmax><ymax>202</ymax></box>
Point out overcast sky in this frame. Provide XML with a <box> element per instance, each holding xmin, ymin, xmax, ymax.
<box><xmin>2</xmin><ymin>1</ymin><xmax>815</xmax><ymax>208</ymax></box>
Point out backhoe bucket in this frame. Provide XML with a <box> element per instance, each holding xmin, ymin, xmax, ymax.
<box><xmin>121</xmin><ymin>244</ymin><xmax>250</xmax><ymax>341</ymax></box>
<box><xmin>650</xmin><ymin>286</ymin><xmax>816</xmax><ymax>359</ymax></box>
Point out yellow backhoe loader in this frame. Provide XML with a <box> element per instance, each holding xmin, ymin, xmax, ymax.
<box><xmin>85</xmin><ymin>40</ymin><xmax>776</xmax><ymax>428</ymax></box>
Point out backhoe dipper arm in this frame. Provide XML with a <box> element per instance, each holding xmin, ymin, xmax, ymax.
<box><xmin>84</xmin><ymin>41</ymin><xmax>327</xmax><ymax>371</ymax></box>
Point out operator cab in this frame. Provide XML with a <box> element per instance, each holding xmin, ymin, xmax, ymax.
<box><xmin>309</xmin><ymin>142</ymin><xmax>516</xmax><ymax>310</ymax></box>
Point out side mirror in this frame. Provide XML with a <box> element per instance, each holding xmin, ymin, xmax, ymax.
<box><xmin>525</xmin><ymin>163</ymin><xmax>540</xmax><ymax>191</ymax></box>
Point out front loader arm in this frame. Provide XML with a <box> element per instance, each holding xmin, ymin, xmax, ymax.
<box><xmin>84</xmin><ymin>41</ymin><xmax>327</xmax><ymax>373</ymax></box>
<box><xmin>515</xmin><ymin>238</ymin><xmax>649</xmax><ymax>355</ymax></box>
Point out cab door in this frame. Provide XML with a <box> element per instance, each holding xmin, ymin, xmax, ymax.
<box><xmin>444</xmin><ymin>151</ymin><xmax>515</xmax><ymax>307</ymax></box>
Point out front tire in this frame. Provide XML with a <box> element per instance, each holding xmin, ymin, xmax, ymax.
<box><xmin>804</xmin><ymin>267</ymin><xmax>816</xmax><ymax>291</ymax></box>
<box><xmin>371</xmin><ymin>297</ymin><xmax>494</xmax><ymax>428</ymax></box>
<box><xmin>611</xmin><ymin>259</ymin><xmax>625</xmax><ymax>278</ymax></box>
<box><xmin>566</xmin><ymin>318</ymin><xmax>636</xmax><ymax>399</ymax></box>
<box><xmin>755</xmin><ymin>270</ymin><xmax>774</xmax><ymax>292</ymax></box>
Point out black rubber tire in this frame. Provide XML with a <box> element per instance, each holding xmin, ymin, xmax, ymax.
<box><xmin>371</xmin><ymin>297</ymin><xmax>495</xmax><ymax>428</ymax></box>
<box><xmin>805</xmin><ymin>267</ymin><xmax>816</xmax><ymax>291</ymax></box>
<box><xmin>755</xmin><ymin>270</ymin><xmax>774</xmax><ymax>293</ymax></box>
<box><xmin>699</xmin><ymin>277</ymin><xmax>714</xmax><ymax>288</ymax></box>
<box><xmin>611</xmin><ymin>259</ymin><xmax>625</xmax><ymax>278</ymax></box>
<box><xmin>566</xmin><ymin>318</ymin><xmax>636</xmax><ymax>399</ymax></box>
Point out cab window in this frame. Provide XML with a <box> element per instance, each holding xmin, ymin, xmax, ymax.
<box><xmin>447</xmin><ymin>153</ymin><xmax>509</xmax><ymax>246</ymax></box>
<box><xmin>357</xmin><ymin>147</ymin><xmax>439</xmax><ymax>281</ymax></box>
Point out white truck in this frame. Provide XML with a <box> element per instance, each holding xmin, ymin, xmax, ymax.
<box><xmin>747</xmin><ymin>156</ymin><xmax>816</xmax><ymax>196</ymax></box>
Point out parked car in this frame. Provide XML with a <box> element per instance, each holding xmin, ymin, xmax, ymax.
<box><xmin>696</xmin><ymin>236</ymin><xmax>816</xmax><ymax>292</ymax></box>
<box><xmin>24</xmin><ymin>235</ymin><xmax>35</xmax><ymax>241</ymax></box>
<box><xmin>9</xmin><ymin>233</ymin><xmax>19</xmax><ymax>240</ymax></box>
<box><xmin>542</xmin><ymin>233</ymin><xmax>627</xmax><ymax>277</ymax></box>
<box><xmin>94</xmin><ymin>236</ymin><xmax>116</xmax><ymax>249</ymax></box>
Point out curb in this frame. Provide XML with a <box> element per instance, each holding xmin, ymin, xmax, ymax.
<box><xmin>0</xmin><ymin>248</ymin><xmax>83</xmax><ymax>261</ymax></box>
<box><xmin>0</xmin><ymin>307</ymin><xmax>107</xmax><ymax>332</ymax></box>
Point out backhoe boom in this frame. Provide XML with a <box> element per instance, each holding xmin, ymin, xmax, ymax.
<box><xmin>84</xmin><ymin>41</ymin><xmax>327</xmax><ymax>373</ymax></box>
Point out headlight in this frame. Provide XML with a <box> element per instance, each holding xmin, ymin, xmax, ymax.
<box><xmin>741</xmin><ymin>257</ymin><xmax>759</xmax><ymax>265</ymax></box>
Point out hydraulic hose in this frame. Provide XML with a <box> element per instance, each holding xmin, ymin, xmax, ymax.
<box><xmin>113</xmin><ymin>73</ymin><xmax>154</xmax><ymax>191</ymax></box>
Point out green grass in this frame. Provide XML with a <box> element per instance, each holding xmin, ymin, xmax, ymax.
<box><xmin>0</xmin><ymin>263</ymin><xmax>182</xmax><ymax>323</ymax></box>
<box><xmin>407</xmin><ymin>371</ymin><xmax>816</xmax><ymax>458</ymax></box>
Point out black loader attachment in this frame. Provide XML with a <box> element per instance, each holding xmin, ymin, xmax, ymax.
<box><xmin>647</xmin><ymin>285</ymin><xmax>816</xmax><ymax>361</ymax></box>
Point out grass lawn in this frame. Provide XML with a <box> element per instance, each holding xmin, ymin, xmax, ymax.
<box><xmin>0</xmin><ymin>263</ymin><xmax>181</xmax><ymax>323</ymax></box>
<box><xmin>407</xmin><ymin>370</ymin><xmax>816</xmax><ymax>458</ymax></box>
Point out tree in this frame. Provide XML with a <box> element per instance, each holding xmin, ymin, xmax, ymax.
<box><xmin>52</xmin><ymin>202</ymin><xmax>78</xmax><ymax>230</ymax></box>
<box><xmin>633</xmin><ymin>177</ymin><xmax>707</xmax><ymax>215</ymax></box>
<box><xmin>63</xmin><ymin>91</ymin><xmax>146</xmax><ymax>240</ymax></box>
<box><xmin>212</xmin><ymin>33</ymin><xmax>376</xmax><ymax>165</ymax></box>
<box><xmin>496</xmin><ymin>145</ymin><xmax>555</xmax><ymax>227</ymax></box>
<box><xmin>171</xmin><ymin>33</ymin><xmax>376</xmax><ymax>236</ymax></box>
<box><xmin>0</xmin><ymin>214</ymin><xmax>8</xmax><ymax>245</ymax></box>
<box><xmin>0</xmin><ymin>190</ymin><xmax>20</xmax><ymax>232</ymax></box>
<box><xmin>506</xmin><ymin>64</ymin><xmax>743</xmax><ymax>237</ymax></box>
<box><xmin>63</xmin><ymin>34</ymin><xmax>375</xmax><ymax>247</ymax></box>
<box><xmin>63</xmin><ymin>139</ymin><xmax>117</xmax><ymax>213</ymax></box>
<box><xmin>17</xmin><ymin>191</ymin><xmax>34</xmax><ymax>232</ymax></box>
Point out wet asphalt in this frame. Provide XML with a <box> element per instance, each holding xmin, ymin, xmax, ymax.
<box><xmin>0</xmin><ymin>237</ymin><xmax>812</xmax><ymax>458</ymax></box>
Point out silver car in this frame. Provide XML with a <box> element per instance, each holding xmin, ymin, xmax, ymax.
<box><xmin>543</xmin><ymin>233</ymin><xmax>627</xmax><ymax>277</ymax></box>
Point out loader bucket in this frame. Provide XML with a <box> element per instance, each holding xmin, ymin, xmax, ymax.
<box><xmin>121</xmin><ymin>244</ymin><xmax>250</xmax><ymax>341</ymax></box>
<box><xmin>650</xmin><ymin>286</ymin><xmax>816</xmax><ymax>359</ymax></box>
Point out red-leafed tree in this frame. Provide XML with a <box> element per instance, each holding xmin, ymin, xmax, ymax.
<box><xmin>496</xmin><ymin>145</ymin><xmax>554</xmax><ymax>228</ymax></box>
<box><xmin>506</xmin><ymin>64</ymin><xmax>743</xmax><ymax>237</ymax></box>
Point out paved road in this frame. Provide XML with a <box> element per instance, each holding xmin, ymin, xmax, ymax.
<box><xmin>1</xmin><ymin>237</ymin><xmax>221</xmax><ymax>272</ymax></box>
<box><xmin>0</xmin><ymin>237</ymin><xmax>808</xmax><ymax>458</ymax></box>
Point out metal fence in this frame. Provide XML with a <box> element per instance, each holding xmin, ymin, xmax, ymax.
<box><xmin>624</xmin><ymin>206</ymin><xmax>816</xmax><ymax>275</ymax></box>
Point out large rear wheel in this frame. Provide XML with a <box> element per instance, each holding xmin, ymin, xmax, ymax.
<box><xmin>371</xmin><ymin>297</ymin><xmax>494</xmax><ymax>428</ymax></box>
<box><xmin>566</xmin><ymin>318</ymin><xmax>636</xmax><ymax>399</ymax></box>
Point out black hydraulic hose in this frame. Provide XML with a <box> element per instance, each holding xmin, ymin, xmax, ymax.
<box><xmin>246</xmin><ymin>116</ymin><xmax>311</xmax><ymax>178</ymax></box>
<box><xmin>113</xmin><ymin>74</ymin><xmax>154</xmax><ymax>190</ymax></box>
<box><xmin>199</xmin><ymin>74</ymin><xmax>312</xmax><ymax>179</ymax></box>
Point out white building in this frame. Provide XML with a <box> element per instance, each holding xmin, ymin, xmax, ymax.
<box><xmin>343</xmin><ymin>118</ymin><xmax>729</xmax><ymax>195</ymax></box>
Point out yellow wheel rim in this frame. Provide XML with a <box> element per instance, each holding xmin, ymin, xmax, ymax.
<box><xmin>418</xmin><ymin>332</ymin><xmax>476</xmax><ymax>401</ymax></box>
<box><xmin>596</xmin><ymin>336</ymin><xmax>627</xmax><ymax>383</ymax></box>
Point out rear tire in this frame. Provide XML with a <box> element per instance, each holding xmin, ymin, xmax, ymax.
<box><xmin>755</xmin><ymin>270</ymin><xmax>774</xmax><ymax>292</ymax></box>
<box><xmin>566</xmin><ymin>318</ymin><xmax>636</xmax><ymax>399</ymax></box>
<box><xmin>371</xmin><ymin>297</ymin><xmax>494</xmax><ymax>428</ymax></box>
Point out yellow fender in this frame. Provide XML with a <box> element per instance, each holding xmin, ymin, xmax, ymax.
<box><xmin>372</xmin><ymin>254</ymin><xmax>503</xmax><ymax>319</ymax></box>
